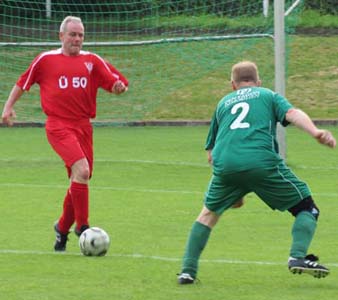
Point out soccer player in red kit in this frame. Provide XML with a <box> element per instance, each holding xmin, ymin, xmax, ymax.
<box><xmin>2</xmin><ymin>16</ymin><xmax>129</xmax><ymax>251</ymax></box>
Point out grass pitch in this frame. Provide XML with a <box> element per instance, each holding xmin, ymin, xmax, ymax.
<box><xmin>0</xmin><ymin>126</ymin><xmax>337</xmax><ymax>300</ymax></box>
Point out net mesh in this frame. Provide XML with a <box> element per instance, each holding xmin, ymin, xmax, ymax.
<box><xmin>0</xmin><ymin>1</ymin><xmax>302</xmax><ymax>123</ymax></box>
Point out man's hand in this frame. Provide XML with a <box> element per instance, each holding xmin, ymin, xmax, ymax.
<box><xmin>315</xmin><ymin>130</ymin><xmax>336</xmax><ymax>148</ymax></box>
<box><xmin>2</xmin><ymin>85</ymin><xmax>24</xmax><ymax>126</ymax></box>
<box><xmin>207</xmin><ymin>150</ymin><xmax>213</xmax><ymax>165</ymax></box>
<box><xmin>232</xmin><ymin>198</ymin><xmax>245</xmax><ymax>209</ymax></box>
<box><xmin>112</xmin><ymin>80</ymin><xmax>127</xmax><ymax>95</ymax></box>
<box><xmin>2</xmin><ymin>107</ymin><xmax>16</xmax><ymax>126</ymax></box>
<box><xmin>286</xmin><ymin>108</ymin><xmax>336</xmax><ymax>149</ymax></box>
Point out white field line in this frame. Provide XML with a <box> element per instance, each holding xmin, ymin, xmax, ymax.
<box><xmin>0</xmin><ymin>249</ymin><xmax>337</xmax><ymax>268</ymax></box>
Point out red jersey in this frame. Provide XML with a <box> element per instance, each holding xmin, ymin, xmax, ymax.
<box><xmin>17</xmin><ymin>48</ymin><xmax>128</xmax><ymax>120</ymax></box>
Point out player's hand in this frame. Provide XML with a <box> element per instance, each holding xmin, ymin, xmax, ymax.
<box><xmin>231</xmin><ymin>198</ymin><xmax>245</xmax><ymax>209</ymax></box>
<box><xmin>207</xmin><ymin>150</ymin><xmax>213</xmax><ymax>165</ymax></box>
<box><xmin>315</xmin><ymin>130</ymin><xmax>336</xmax><ymax>148</ymax></box>
<box><xmin>112</xmin><ymin>80</ymin><xmax>127</xmax><ymax>95</ymax></box>
<box><xmin>2</xmin><ymin>107</ymin><xmax>16</xmax><ymax>126</ymax></box>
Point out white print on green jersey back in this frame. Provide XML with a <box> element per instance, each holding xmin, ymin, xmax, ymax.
<box><xmin>230</xmin><ymin>102</ymin><xmax>250</xmax><ymax>129</ymax></box>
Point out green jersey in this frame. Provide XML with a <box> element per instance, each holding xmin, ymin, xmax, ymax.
<box><xmin>205</xmin><ymin>86</ymin><xmax>293</xmax><ymax>175</ymax></box>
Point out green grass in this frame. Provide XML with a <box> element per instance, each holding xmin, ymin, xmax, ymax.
<box><xmin>156</xmin><ymin>9</ymin><xmax>338</xmax><ymax>31</ymax></box>
<box><xmin>0</xmin><ymin>125</ymin><xmax>337</xmax><ymax>300</ymax></box>
<box><xmin>297</xmin><ymin>10</ymin><xmax>338</xmax><ymax>28</ymax></box>
<box><xmin>286</xmin><ymin>35</ymin><xmax>338</xmax><ymax>119</ymax></box>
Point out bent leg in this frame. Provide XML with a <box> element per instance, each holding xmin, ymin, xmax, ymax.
<box><xmin>287</xmin><ymin>200</ymin><xmax>330</xmax><ymax>278</ymax></box>
<box><xmin>181</xmin><ymin>206</ymin><xmax>220</xmax><ymax>278</ymax></box>
<box><xmin>290</xmin><ymin>211</ymin><xmax>317</xmax><ymax>258</ymax></box>
<box><xmin>289</xmin><ymin>197</ymin><xmax>319</xmax><ymax>258</ymax></box>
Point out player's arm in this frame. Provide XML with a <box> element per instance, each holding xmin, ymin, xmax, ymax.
<box><xmin>205</xmin><ymin>110</ymin><xmax>218</xmax><ymax>163</ymax></box>
<box><xmin>107</xmin><ymin>63</ymin><xmax>128</xmax><ymax>86</ymax></box>
<box><xmin>93</xmin><ymin>55</ymin><xmax>129</xmax><ymax>95</ymax></box>
<box><xmin>2</xmin><ymin>85</ymin><xmax>24</xmax><ymax>126</ymax></box>
<box><xmin>105</xmin><ymin>61</ymin><xmax>128</xmax><ymax>95</ymax></box>
<box><xmin>285</xmin><ymin>108</ymin><xmax>336</xmax><ymax>148</ymax></box>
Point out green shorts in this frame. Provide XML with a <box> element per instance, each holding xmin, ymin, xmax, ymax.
<box><xmin>204</xmin><ymin>162</ymin><xmax>311</xmax><ymax>215</ymax></box>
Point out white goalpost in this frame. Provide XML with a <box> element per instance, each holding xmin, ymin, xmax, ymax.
<box><xmin>275</xmin><ymin>0</ymin><xmax>302</xmax><ymax>159</ymax></box>
<box><xmin>275</xmin><ymin>0</ymin><xmax>287</xmax><ymax>159</ymax></box>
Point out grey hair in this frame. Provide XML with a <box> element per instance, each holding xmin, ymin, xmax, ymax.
<box><xmin>59</xmin><ymin>16</ymin><xmax>83</xmax><ymax>33</ymax></box>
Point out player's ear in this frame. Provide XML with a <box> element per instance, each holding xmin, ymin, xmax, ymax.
<box><xmin>257</xmin><ymin>80</ymin><xmax>262</xmax><ymax>87</ymax></box>
<box><xmin>59</xmin><ymin>32</ymin><xmax>64</xmax><ymax>42</ymax></box>
<box><xmin>231</xmin><ymin>80</ymin><xmax>237</xmax><ymax>90</ymax></box>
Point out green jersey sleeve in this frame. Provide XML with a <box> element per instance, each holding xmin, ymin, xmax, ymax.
<box><xmin>205</xmin><ymin>109</ymin><xmax>218</xmax><ymax>150</ymax></box>
<box><xmin>273</xmin><ymin>92</ymin><xmax>293</xmax><ymax>126</ymax></box>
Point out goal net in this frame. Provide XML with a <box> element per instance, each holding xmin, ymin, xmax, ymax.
<box><xmin>0</xmin><ymin>1</ymin><xmax>302</xmax><ymax>124</ymax></box>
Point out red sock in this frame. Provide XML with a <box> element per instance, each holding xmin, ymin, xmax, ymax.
<box><xmin>70</xmin><ymin>181</ymin><xmax>89</xmax><ymax>232</ymax></box>
<box><xmin>58</xmin><ymin>189</ymin><xmax>74</xmax><ymax>234</ymax></box>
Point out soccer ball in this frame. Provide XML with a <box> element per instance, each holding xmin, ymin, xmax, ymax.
<box><xmin>79</xmin><ymin>227</ymin><xmax>110</xmax><ymax>256</ymax></box>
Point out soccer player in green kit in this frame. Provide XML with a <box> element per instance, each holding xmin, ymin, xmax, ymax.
<box><xmin>178</xmin><ymin>61</ymin><xmax>336</xmax><ymax>284</ymax></box>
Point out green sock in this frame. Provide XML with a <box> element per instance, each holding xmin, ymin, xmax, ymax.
<box><xmin>181</xmin><ymin>221</ymin><xmax>211</xmax><ymax>278</ymax></box>
<box><xmin>290</xmin><ymin>211</ymin><xmax>317</xmax><ymax>258</ymax></box>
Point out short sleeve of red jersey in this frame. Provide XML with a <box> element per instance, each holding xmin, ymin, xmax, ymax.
<box><xmin>16</xmin><ymin>53</ymin><xmax>44</xmax><ymax>91</ymax></box>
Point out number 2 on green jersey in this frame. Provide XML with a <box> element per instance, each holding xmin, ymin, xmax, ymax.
<box><xmin>230</xmin><ymin>102</ymin><xmax>250</xmax><ymax>129</ymax></box>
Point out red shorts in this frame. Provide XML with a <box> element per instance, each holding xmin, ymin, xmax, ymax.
<box><xmin>45</xmin><ymin>117</ymin><xmax>93</xmax><ymax>178</ymax></box>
